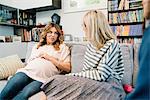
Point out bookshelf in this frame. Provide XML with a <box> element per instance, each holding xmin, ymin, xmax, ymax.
<box><xmin>0</xmin><ymin>4</ymin><xmax>36</xmax><ymax>42</ymax></box>
<box><xmin>19</xmin><ymin>10</ymin><xmax>36</xmax><ymax>26</ymax></box>
<box><xmin>108</xmin><ymin>0</ymin><xmax>144</xmax><ymax>44</ymax></box>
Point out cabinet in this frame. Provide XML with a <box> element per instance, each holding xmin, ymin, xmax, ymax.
<box><xmin>0</xmin><ymin>4</ymin><xmax>18</xmax><ymax>25</ymax></box>
<box><xmin>108</xmin><ymin>0</ymin><xmax>144</xmax><ymax>44</ymax></box>
<box><xmin>19</xmin><ymin>10</ymin><xmax>36</xmax><ymax>26</ymax></box>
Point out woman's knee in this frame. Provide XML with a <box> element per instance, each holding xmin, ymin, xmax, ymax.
<box><xmin>19</xmin><ymin>81</ymin><xmax>42</xmax><ymax>99</ymax></box>
<box><xmin>11</xmin><ymin>72</ymin><xmax>28</xmax><ymax>81</ymax></box>
<box><xmin>0</xmin><ymin>72</ymin><xmax>30</xmax><ymax>99</ymax></box>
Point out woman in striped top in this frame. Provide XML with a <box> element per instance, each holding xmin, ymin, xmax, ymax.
<box><xmin>41</xmin><ymin>10</ymin><xmax>126</xmax><ymax>100</ymax></box>
<box><xmin>69</xmin><ymin>10</ymin><xmax>124</xmax><ymax>83</ymax></box>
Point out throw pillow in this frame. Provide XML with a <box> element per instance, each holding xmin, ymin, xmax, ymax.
<box><xmin>0</xmin><ymin>55</ymin><xmax>24</xmax><ymax>80</ymax></box>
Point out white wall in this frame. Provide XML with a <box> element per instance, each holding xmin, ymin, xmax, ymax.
<box><xmin>36</xmin><ymin>0</ymin><xmax>108</xmax><ymax>37</ymax></box>
<box><xmin>0</xmin><ymin>42</ymin><xmax>27</xmax><ymax>59</ymax></box>
<box><xmin>0</xmin><ymin>0</ymin><xmax>108</xmax><ymax>37</ymax></box>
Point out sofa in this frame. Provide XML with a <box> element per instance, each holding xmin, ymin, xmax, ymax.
<box><xmin>0</xmin><ymin>42</ymin><xmax>140</xmax><ymax>99</ymax></box>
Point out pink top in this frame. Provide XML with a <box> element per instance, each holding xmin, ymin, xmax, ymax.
<box><xmin>17</xmin><ymin>43</ymin><xmax>70</xmax><ymax>83</ymax></box>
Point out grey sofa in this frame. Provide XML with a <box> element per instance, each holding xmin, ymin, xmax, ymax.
<box><xmin>0</xmin><ymin>42</ymin><xmax>140</xmax><ymax>99</ymax></box>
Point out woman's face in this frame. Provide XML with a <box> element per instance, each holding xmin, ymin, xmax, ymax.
<box><xmin>46</xmin><ymin>27</ymin><xmax>59</xmax><ymax>45</ymax></box>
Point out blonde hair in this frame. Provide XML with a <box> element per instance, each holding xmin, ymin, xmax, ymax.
<box><xmin>83</xmin><ymin>10</ymin><xmax>116</xmax><ymax>49</ymax></box>
<box><xmin>37</xmin><ymin>22</ymin><xmax>64</xmax><ymax>50</ymax></box>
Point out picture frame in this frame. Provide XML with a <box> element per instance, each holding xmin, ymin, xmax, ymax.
<box><xmin>12</xmin><ymin>36</ymin><xmax>22</xmax><ymax>42</ymax></box>
<box><xmin>64</xmin><ymin>0</ymin><xmax>107</xmax><ymax>13</ymax></box>
<box><xmin>64</xmin><ymin>34</ymin><xmax>73</xmax><ymax>41</ymax></box>
<box><xmin>0</xmin><ymin>36</ymin><xmax>5</xmax><ymax>42</ymax></box>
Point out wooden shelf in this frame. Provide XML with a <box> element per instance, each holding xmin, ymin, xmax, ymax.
<box><xmin>108</xmin><ymin>8</ymin><xmax>143</xmax><ymax>13</ymax></box>
<box><xmin>109</xmin><ymin>22</ymin><xmax>144</xmax><ymax>26</ymax></box>
<box><xmin>0</xmin><ymin>22</ymin><xmax>29</xmax><ymax>28</ymax></box>
<box><xmin>117</xmin><ymin>35</ymin><xmax>142</xmax><ymax>38</ymax></box>
<box><xmin>35</xmin><ymin>24</ymin><xmax>46</xmax><ymax>28</ymax></box>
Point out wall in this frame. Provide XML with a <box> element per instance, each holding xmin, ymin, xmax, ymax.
<box><xmin>36</xmin><ymin>0</ymin><xmax>108</xmax><ymax>37</ymax></box>
<box><xmin>0</xmin><ymin>42</ymin><xmax>27</xmax><ymax>59</ymax></box>
<box><xmin>0</xmin><ymin>0</ymin><xmax>108</xmax><ymax>37</ymax></box>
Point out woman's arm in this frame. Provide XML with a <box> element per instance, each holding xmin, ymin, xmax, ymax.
<box><xmin>40</xmin><ymin>44</ymin><xmax>71</xmax><ymax>73</ymax></box>
<box><xmin>40</xmin><ymin>53</ymin><xmax>71</xmax><ymax>73</ymax></box>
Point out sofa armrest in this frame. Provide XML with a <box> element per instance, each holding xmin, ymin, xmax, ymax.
<box><xmin>0</xmin><ymin>80</ymin><xmax>7</xmax><ymax>93</ymax></box>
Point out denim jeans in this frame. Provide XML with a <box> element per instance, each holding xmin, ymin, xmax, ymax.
<box><xmin>0</xmin><ymin>72</ymin><xmax>43</xmax><ymax>100</ymax></box>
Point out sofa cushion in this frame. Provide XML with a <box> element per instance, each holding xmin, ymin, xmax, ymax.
<box><xmin>120</xmin><ymin>44</ymin><xmax>134</xmax><ymax>85</ymax></box>
<box><xmin>133</xmin><ymin>43</ymin><xmax>140</xmax><ymax>87</ymax></box>
<box><xmin>70</xmin><ymin>44</ymin><xmax>86</xmax><ymax>73</ymax></box>
<box><xmin>25</xmin><ymin>42</ymin><xmax>37</xmax><ymax>63</ymax></box>
<box><xmin>0</xmin><ymin>55</ymin><xmax>24</xmax><ymax>80</ymax></box>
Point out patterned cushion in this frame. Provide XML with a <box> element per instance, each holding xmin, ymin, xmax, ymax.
<box><xmin>0</xmin><ymin>55</ymin><xmax>24</xmax><ymax>80</ymax></box>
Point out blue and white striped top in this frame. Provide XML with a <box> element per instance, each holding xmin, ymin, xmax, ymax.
<box><xmin>69</xmin><ymin>39</ymin><xmax>124</xmax><ymax>82</ymax></box>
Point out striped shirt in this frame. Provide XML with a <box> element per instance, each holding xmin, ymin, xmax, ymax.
<box><xmin>69</xmin><ymin>39</ymin><xmax>124</xmax><ymax>82</ymax></box>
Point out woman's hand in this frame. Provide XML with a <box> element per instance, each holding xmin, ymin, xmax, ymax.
<box><xmin>39</xmin><ymin>52</ymin><xmax>71</xmax><ymax>73</ymax></box>
<box><xmin>39</xmin><ymin>52</ymin><xmax>53</xmax><ymax>61</ymax></box>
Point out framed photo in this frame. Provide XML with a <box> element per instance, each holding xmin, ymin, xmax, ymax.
<box><xmin>64</xmin><ymin>0</ymin><xmax>107</xmax><ymax>13</ymax></box>
<box><xmin>0</xmin><ymin>36</ymin><xmax>5</xmax><ymax>42</ymax></box>
<box><xmin>64</xmin><ymin>34</ymin><xmax>73</xmax><ymax>41</ymax></box>
<box><xmin>12</xmin><ymin>36</ymin><xmax>22</xmax><ymax>42</ymax></box>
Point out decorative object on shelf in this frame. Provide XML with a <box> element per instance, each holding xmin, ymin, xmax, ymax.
<box><xmin>32</xmin><ymin>27</ymin><xmax>44</xmax><ymax>42</ymax></box>
<box><xmin>0</xmin><ymin>36</ymin><xmax>5</xmax><ymax>42</ymax></box>
<box><xmin>12</xmin><ymin>36</ymin><xmax>22</xmax><ymax>43</ymax></box>
<box><xmin>51</xmin><ymin>13</ymin><xmax>60</xmax><ymax>25</ymax></box>
<box><xmin>5</xmin><ymin>36</ymin><xmax>12</xmax><ymax>42</ymax></box>
<box><xmin>51</xmin><ymin>13</ymin><xmax>62</xmax><ymax>29</ymax></box>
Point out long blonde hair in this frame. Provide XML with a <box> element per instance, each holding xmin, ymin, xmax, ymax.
<box><xmin>37</xmin><ymin>22</ymin><xmax>64</xmax><ymax>50</ymax></box>
<box><xmin>83</xmin><ymin>10</ymin><xmax>116</xmax><ymax>49</ymax></box>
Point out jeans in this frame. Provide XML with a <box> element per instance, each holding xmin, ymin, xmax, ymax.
<box><xmin>0</xmin><ymin>72</ymin><xmax>43</xmax><ymax>100</ymax></box>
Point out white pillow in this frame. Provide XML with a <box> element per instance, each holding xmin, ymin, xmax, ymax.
<box><xmin>0</xmin><ymin>55</ymin><xmax>25</xmax><ymax>80</ymax></box>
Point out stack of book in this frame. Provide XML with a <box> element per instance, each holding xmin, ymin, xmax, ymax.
<box><xmin>108</xmin><ymin>0</ymin><xmax>118</xmax><ymax>11</ymax></box>
<box><xmin>109</xmin><ymin>10</ymin><xmax>144</xmax><ymax>24</ymax></box>
<box><xmin>129</xmin><ymin>0</ymin><xmax>142</xmax><ymax>9</ymax></box>
<box><xmin>111</xmin><ymin>24</ymin><xmax>143</xmax><ymax>36</ymax></box>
